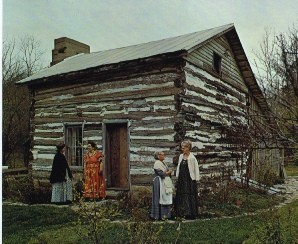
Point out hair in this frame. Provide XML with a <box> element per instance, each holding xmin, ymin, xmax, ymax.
<box><xmin>56</xmin><ymin>142</ymin><xmax>66</xmax><ymax>152</ymax></box>
<box><xmin>154</xmin><ymin>151</ymin><xmax>164</xmax><ymax>160</ymax></box>
<box><xmin>88</xmin><ymin>141</ymin><xmax>97</xmax><ymax>148</ymax></box>
<box><xmin>181</xmin><ymin>140</ymin><xmax>192</xmax><ymax>150</ymax></box>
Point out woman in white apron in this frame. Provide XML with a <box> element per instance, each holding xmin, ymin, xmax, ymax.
<box><xmin>150</xmin><ymin>151</ymin><xmax>173</xmax><ymax>220</ymax></box>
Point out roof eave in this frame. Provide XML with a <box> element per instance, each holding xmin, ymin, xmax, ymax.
<box><xmin>187</xmin><ymin>24</ymin><xmax>235</xmax><ymax>53</ymax></box>
<box><xmin>19</xmin><ymin>50</ymin><xmax>188</xmax><ymax>87</ymax></box>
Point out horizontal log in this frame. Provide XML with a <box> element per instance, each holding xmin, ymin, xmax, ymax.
<box><xmin>35</xmin><ymin>86</ymin><xmax>181</xmax><ymax>108</ymax></box>
<box><xmin>131</xmin><ymin>174</ymin><xmax>154</xmax><ymax>186</ymax></box>
<box><xmin>130</xmin><ymin>128</ymin><xmax>173</xmax><ymax>136</ymax></box>
<box><xmin>184</xmin><ymin>65</ymin><xmax>246</xmax><ymax>101</ymax></box>
<box><xmin>34</xmin><ymin>59</ymin><xmax>183</xmax><ymax>95</ymax></box>
<box><xmin>35</xmin><ymin>70</ymin><xmax>180</xmax><ymax>99</ymax></box>
<box><xmin>33</xmin><ymin>132</ymin><xmax>63</xmax><ymax>138</ymax></box>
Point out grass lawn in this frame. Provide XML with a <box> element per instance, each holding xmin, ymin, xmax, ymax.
<box><xmin>3</xmin><ymin>199</ymin><xmax>298</xmax><ymax>243</ymax></box>
<box><xmin>244</xmin><ymin>199</ymin><xmax>298</xmax><ymax>243</ymax></box>
<box><xmin>2</xmin><ymin>205</ymin><xmax>78</xmax><ymax>244</ymax></box>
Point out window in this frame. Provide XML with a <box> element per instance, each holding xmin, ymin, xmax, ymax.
<box><xmin>213</xmin><ymin>52</ymin><xmax>222</xmax><ymax>75</ymax></box>
<box><xmin>65</xmin><ymin>125</ymin><xmax>83</xmax><ymax>166</ymax></box>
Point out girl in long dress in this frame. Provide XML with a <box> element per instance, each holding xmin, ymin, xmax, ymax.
<box><xmin>50</xmin><ymin>143</ymin><xmax>73</xmax><ymax>204</ymax></box>
<box><xmin>150</xmin><ymin>151</ymin><xmax>173</xmax><ymax>220</ymax></box>
<box><xmin>83</xmin><ymin>141</ymin><xmax>106</xmax><ymax>200</ymax></box>
<box><xmin>174</xmin><ymin>140</ymin><xmax>200</xmax><ymax>219</ymax></box>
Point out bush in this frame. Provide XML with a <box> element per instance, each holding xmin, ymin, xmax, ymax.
<box><xmin>73</xmin><ymin>179</ymin><xmax>84</xmax><ymax>198</ymax></box>
<box><xmin>127</xmin><ymin>220</ymin><xmax>165</xmax><ymax>244</ymax></box>
<box><xmin>246</xmin><ymin>203</ymin><xmax>298</xmax><ymax>244</ymax></box>
<box><xmin>255</xmin><ymin>164</ymin><xmax>280</xmax><ymax>187</ymax></box>
<box><xmin>3</xmin><ymin>175</ymin><xmax>51</xmax><ymax>204</ymax></box>
<box><xmin>117</xmin><ymin>187</ymin><xmax>152</xmax><ymax>221</ymax></box>
<box><xmin>198</xmin><ymin>180</ymin><xmax>242</xmax><ymax>217</ymax></box>
<box><xmin>74</xmin><ymin>195</ymin><xmax>122</xmax><ymax>244</ymax></box>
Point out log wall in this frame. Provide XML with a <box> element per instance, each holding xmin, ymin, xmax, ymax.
<box><xmin>181</xmin><ymin>61</ymin><xmax>247</xmax><ymax>178</ymax></box>
<box><xmin>29</xmin><ymin>61</ymin><xmax>184</xmax><ymax>185</ymax></box>
<box><xmin>28</xmin><ymin>35</ymin><xmax>283</xmax><ymax>188</ymax></box>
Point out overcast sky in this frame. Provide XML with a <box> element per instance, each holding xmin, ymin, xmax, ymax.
<box><xmin>2</xmin><ymin>0</ymin><xmax>298</xmax><ymax>69</ymax></box>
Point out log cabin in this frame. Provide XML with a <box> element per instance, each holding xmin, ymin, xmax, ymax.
<box><xmin>17</xmin><ymin>24</ymin><xmax>284</xmax><ymax>194</ymax></box>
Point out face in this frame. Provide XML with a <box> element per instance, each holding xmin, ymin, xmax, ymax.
<box><xmin>181</xmin><ymin>144</ymin><xmax>190</xmax><ymax>153</ymax></box>
<box><xmin>87</xmin><ymin>144</ymin><xmax>94</xmax><ymax>152</ymax></box>
<box><xmin>158</xmin><ymin>152</ymin><xmax>165</xmax><ymax>161</ymax></box>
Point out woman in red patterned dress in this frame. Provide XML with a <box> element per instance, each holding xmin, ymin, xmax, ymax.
<box><xmin>83</xmin><ymin>141</ymin><xmax>106</xmax><ymax>200</ymax></box>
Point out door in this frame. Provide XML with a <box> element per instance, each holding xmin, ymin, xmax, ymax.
<box><xmin>104</xmin><ymin>122</ymin><xmax>129</xmax><ymax>189</ymax></box>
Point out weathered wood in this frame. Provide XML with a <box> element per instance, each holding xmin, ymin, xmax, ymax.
<box><xmin>131</xmin><ymin>174</ymin><xmax>153</xmax><ymax>186</ymax></box>
<box><xmin>26</xmin><ymin>29</ymin><xmax>283</xmax><ymax>190</ymax></box>
<box><xmin>35</xmin><ymin>71</ymin><xmax>180</xmax><ymax>99</ymax></box>
<box><xmin>34</xmin><ymin>86</ymin><xmax>180</xmax><ymax>108</ymax></box>
<box><xmin>184</xmin><ymin>65</ymin><xmax>246</xmax><ymax>101</ymax></box>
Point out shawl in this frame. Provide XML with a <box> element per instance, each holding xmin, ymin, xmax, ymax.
<box><xmin>154</xmin><ymin>160</ymin><xmax>173</xmax><ymax>204</ymax></box>
<box><xmin>49</xmin><ymin>152</ymin><xmax>72</xmax><ymax>183</ymax></box>
<box><xmin>175</xmin><ymin>152</ymin><xmax>200</xmax><ymax>181</ymax></box>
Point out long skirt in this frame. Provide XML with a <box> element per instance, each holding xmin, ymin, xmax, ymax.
<box><xmin>174</xmin><ymin>161</ymin><xmax>198</xmax><ymax>218</ymax></box>
<box><xmin>150</xmin><ymin>176</ymin><xmax>171</xmax><ymax>220</ymax></box>
<box><xmin>51</xmin><ymin>180</ymin><xmax>72</xmax><ymax>203</ymax></box>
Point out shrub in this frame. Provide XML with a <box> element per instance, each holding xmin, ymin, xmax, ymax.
<box><xmin>73</xmin><ymin>179</ymin><xmax>84</xmax><ymax>198</ymax></box>
<box><xmin>117</xmin><ymin>187</ymin><xmax>151</xmax><ymax>221</ymax></box>
<box><xmin>3</xmin><ymin>175</ymin><xmax>51</xmax><ymax>204</ymax></box>
<box><xmin>127</xmin><ymin>220</ymin><xmax>164</xmax><ymax>244</ymax></box>
<box><xmin>244</xmin><ymin>200</ymin><xmax>298</xmax><ymax>243</ymax></box>
<box><xmin>74</xmin><ymin>194</ymin><xmax>122</xmax><ymax>244</ymax></box>
<box><xmin>198</xmin><ymin>177</ymin><xmax>245</xmax><ymax>217</ymax></box>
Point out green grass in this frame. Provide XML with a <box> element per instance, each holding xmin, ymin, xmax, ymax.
<box><xmin>2</xmin><ymin>205</ymin><xmax>78</xmax><ymax>244</ymax></box>
<box><xmin>244</xmin><ymin>200</ymin><xmax>298</xmax><ymax>243</ymax></box>
<box><xmin>198</xmin><ymin>186</ymin><xmax>283</xmax><ymax>218</ymax></box>
<box><xmin>3</xmin><ymin>200</ymin><xmax>298</xmax><ymax>243</ymax></box>
<box><xmin>153</xmin><ymin>216</ymin><xmax>261</xmax><ymax>243</ymax></box>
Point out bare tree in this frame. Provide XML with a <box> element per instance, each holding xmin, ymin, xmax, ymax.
<box><xmin>253</xmin><ymin>22</ymin><xmax>298</xmax><ymax>164</ymax></box>
<box><xmin>275</xmin><ymin>24</ymin><xmax>298</xmax><ymax>97</ymax></box>
<box><xmin>2</xmin><ymin>35</ymin><xmax>45</xmax><ymax>167</ymax></box>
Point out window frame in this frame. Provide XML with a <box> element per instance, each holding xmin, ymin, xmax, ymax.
<box><xmin>213</xmin><ymin>51</ymin><xmax>222</xmax><ymax>75</ymax></box>
<box><xmin>64</xmin><ymin>123</ymin><xmax>84</xmax><ymax>169</ymax></box>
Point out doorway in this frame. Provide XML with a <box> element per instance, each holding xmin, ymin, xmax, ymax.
<box><xmin>104</xmin><ymin>122</ymin><xmax>129</xmax><ymax>189</ymax></box>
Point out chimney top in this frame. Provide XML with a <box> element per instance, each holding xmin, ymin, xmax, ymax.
<box><xmin>51</xmin><ymin>37</ymin><xmax>90</xmax><ymax>66</ymax></box>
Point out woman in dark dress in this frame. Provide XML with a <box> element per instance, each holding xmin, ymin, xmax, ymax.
<box><xmin>174</xmin><ymin>140</ymin><xmax>200</xmax><ymax>219</ymax></box>
<box><xmin>50</xmin><ymin>142</ymin><xmax>73</xmax><ymax>204</ymax></box>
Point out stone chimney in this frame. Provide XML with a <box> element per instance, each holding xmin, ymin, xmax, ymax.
<box><xmin>51</xmin><ymin>37</ymin><xmax>90</xmax><ymax>66</ymax></box>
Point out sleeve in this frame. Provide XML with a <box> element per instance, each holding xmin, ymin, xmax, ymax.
<box><xmin>193</xmin><ymin>156</ymin><xmax>200</xmax><ymax>181</ymax></box>
<box><xmin>49</xmin><ymin>157</ymin><xmax>56</xmax><ymax>183</ymax></box>
<box><xmin>64</xmin><ymin>155</ymin><xmax>73</xmax><ymax>179</ymax></box>
<box><xmin>50</xmin><ymin>154</ymin><xmax>63</xmax><ymax>183</ymax></box>
<box><xmin>154</xmin><ymin>169</ymin><xmax>167</xmax><ymax>179</ymax></box>
<box><xmin>175</xmin><ymin>154</ymin><xmax>183</xmax><ymax>178</ymax></box>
